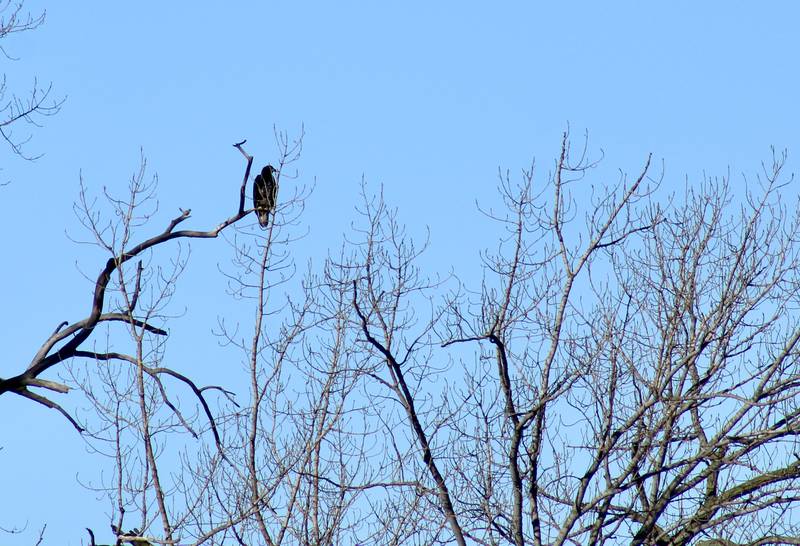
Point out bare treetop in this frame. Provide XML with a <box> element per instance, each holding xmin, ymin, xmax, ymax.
<box><xmin>6</xmin><ymin>132</ymin><xmax>800</xmax><ymax>546</ymax></box>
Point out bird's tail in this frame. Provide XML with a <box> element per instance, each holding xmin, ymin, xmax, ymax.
<box><xmin>257</xmin><ymin>210</ymin><xmax>270</xmax><ymax>228</ymax></box>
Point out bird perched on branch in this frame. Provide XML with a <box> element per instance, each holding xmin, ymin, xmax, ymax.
<box><xmin>252</xmin><ymin>164</ymin><xmax>277</xmax><ymax>228</ymax></box>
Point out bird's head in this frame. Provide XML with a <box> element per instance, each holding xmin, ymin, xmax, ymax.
<box><xmin>266</xmin><ymin>165</ymin><xmax>277</xmax><ymax>175</ymax></box>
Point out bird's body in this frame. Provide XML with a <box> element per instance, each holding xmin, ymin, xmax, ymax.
<box><xmin>253</xmin><ymin>165</ymin><xmax>278</xmax><ymax>228</ymax></box>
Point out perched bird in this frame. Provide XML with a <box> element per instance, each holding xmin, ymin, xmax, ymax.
<box><xmin>252</xmin><ymin>164</ymin><xmax>278</xmax><ymax>228</ymax></box>
<box><xmin>123</xmin><ymin>529</ymin><xmax>151</xmax><ymax>545</ymax></box>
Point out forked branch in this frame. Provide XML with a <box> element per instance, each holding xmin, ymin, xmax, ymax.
<box><xmin>1</xmin><ymin>142</ymin><xmax>256</xmax><ymax>433</ymax></box>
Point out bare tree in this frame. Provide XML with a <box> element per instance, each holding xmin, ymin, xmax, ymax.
<box><xmin>317</xmin><ymin>133</ymin><xmax>800</xmax><ymax>545</ymax></box>
<box><xmin>54</xmin><ymin>137</ymin><xmax>296</xmax><ymax>546</ymax></box>
<box><xmin>437</xmin><ymin>136</ymin><xmax>800</xmax><ymax>545</ymax></box>
<box><xmin>8</xmin><ymin>131</ymin><xmax>800</xmax><ymax>546</ymax></box>
<box><xmin>1</xmin><ymin>142</ymin><xmax>258</xmax><ymax>431</ymax></box>
<box><xmin>0</xmin><ymin>0</ymin><xmax>61</xmax><ymax>161</ymax></box>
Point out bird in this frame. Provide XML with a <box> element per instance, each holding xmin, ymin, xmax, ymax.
<box><xmin>252</xmin><ymin>164</ymin><xmax>278</xmax><ymax>228</ymax></box>
<box><xmin>123</xmin><ymin>529</ymin><xmax>151</xmax><ymax>545</ymax></box>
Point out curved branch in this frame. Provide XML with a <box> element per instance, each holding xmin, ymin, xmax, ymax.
<box><xmin>353</xmin><ymin>280</ymin><xmax>467</xmax><ymax>546</ymax></box>
<box><xmin>1</xmin><ymin>146</ymin><xmax>254</xmax><ymax>427</ymax></box>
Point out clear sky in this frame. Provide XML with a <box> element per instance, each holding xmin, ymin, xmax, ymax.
<box><xmin>1</xmin><ymin>2</ymin><xmax>798</xmax><ymax>544</ymax></box>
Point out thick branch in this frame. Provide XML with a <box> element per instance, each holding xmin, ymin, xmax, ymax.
<box><xmin>353</xmin><ymin>280</ymin><xmax>467</xmax><ymax>546</ymax></box>
<box><xmin>1</xmin><ymin>145</ymin><xmax>254</xmax><ymax>428</ymax></box>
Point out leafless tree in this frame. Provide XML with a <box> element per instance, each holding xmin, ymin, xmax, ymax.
<box><xmin>8</xmin><ymin>131</ymin><xmax>800</xmax><ymax>546</ymax></box>
<box><xmin>1</xmin><ymin>140</ymin><xmax>259</xmax><ymax>430</ymax></box>
<box><xmin>0</xmin><ymin>0</ymin><xmax>61</xmax><ymax>162</ymax></box>
<box><xmin>316</xmin><ymin>133</ymin><xmax>800</xmax><ymax>546</ymax></box>
<box><xmin>55</xmin><ymin>135</ymin><xmax>305</xmax><ymax>545</ymax></box>
<box><xmin>435</xmin><ymin>135</ymin><xmax>800</xmax><ymax>545</ymax></box>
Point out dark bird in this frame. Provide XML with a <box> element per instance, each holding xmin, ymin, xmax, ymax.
<box><xmin>253</xmin><ymin>164</ymin><xmax>278</xmax><ymax>228</ymax></box>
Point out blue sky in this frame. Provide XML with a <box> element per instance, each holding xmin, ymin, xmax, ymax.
<box><xmin>1</xmin><ymin>2</ymin><xmax>799</xmax><ymax>544</ymax></box>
